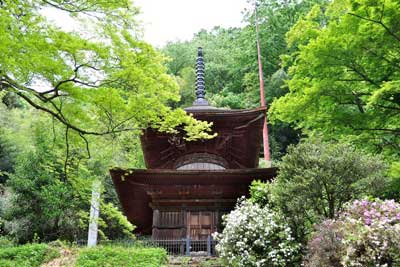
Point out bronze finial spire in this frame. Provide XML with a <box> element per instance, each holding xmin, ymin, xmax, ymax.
<box><xmin>193</xmin><ymin>47</ymin><xmax>209</xmax><ymax>106</ymax></box>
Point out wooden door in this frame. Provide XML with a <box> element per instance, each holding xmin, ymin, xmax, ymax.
<box><xmin>152</xmin><ymin>210</ymin><xmax>185</xmax><ymax>239</ymax></box>
<box><xmin>187</xmin><ymin>211</ymin><xmax>214</xmax><ymax>240</ymax></box>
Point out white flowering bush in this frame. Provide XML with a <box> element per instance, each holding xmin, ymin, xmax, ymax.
<box><xmin>305</xmin><ymin>199</ymin><xmax>400</xmax><ymax>267</ymax></box>
<box><xmin>214</xmin><ymin>198</ymin><xmax>299</xmax><ymax>267</ymax></box>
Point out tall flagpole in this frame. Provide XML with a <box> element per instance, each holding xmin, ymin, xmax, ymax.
<box><xmin>255</xmin><ymin>3</ymin><xmax>271</xmax><ymax>165</ymax></box>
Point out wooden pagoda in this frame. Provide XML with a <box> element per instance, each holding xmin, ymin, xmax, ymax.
<box><xmin>110</xmin><ymin>48</ymin><xmax>277</xmax><ymax>240</ymax></box>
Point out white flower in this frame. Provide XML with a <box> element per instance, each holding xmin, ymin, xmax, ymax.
<box><xmin>215</xmin><ymin>198</ymin><xmax>299</xmax><ymax>266</ymax></box>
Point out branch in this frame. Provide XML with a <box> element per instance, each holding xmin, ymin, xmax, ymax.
<box><xmin>361</xmin><ymin>46</ymin><xmax>400</xmax><ymax>71</ymax></box>
<box><xmin>64</xmin><ymin>126</ymin><xmax>70</xmax><ymax>182</ymax></box>
<box><xmin>336</xmin><ymin>79</ymin><xmax>366</xmax><ymax>82</ymax></box>
<box><xmin>372</xmin><ymin>104</ymin><xmax>400</xmax><ymax>111</ymax></box>
<box><xmin>41</xmin><ymin>0</ymin><xmax>117</xmax><ymax>20</ymax></box>
<box><xmin>352</xmin><ymin>127</ymin><xmax>400</xmax><ymax>133</ymax></box>
<box><xmin>42</xmin><ymin>0</ymin><xmax>97</xmax><ymax>13</ymax></box>
<box><xmin>2</xmin><ymin>74</ymin><xmax>141</xmax><ymax>136</ymax></box>
<box><xmin>79</xmin><ymin>132</ymin><xmax>91</xmax><ymax>159</ymax></box>
<box><xmin>348</xmin><ymin>12</ymin><xmax>400</xmax><ymax>42</ymax></box>
<box><xmin>352</xmin><ymin>91</ymin><xmax>365</xmax><ymax>113</ymax></box>
<box><xmin>16</xmin><ymin>91</ymin><xmax>139</xmax><ymax>136</ymax></box>
<box><xmin>40</xmin><ymin>63</ymin><xmax>101</xmax><ymax>99</ymax></box>
<box><xmin>51</xmin><ymin>117</ymin><xmax>57</xmax><ymax>148</ymax></box>
<box><xmin>346</xmin><ymin>64</ymin><xmax>380</xmax><ymax>87</ymax></box>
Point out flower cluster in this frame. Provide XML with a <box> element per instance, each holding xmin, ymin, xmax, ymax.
<box><xmin>305</xmin><ymin>199</ymin><xmax>400</xmax><ymax>267</ymax></box>
<box><xmin>214</xmin><ymin>198</ymin><xmax>299</xmax><ymax>267</ymax></box>
<box><xmin>341</xmin><ymin>199</ymin><xmax>400</xmax><ymax>226</ymax></box>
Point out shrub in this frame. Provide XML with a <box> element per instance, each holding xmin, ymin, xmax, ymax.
<box><xmin>249</xmin><ymin>180</ymin><xmax>271</xmax><ymax>207</ymax></box>
<box><xmin>214</xmin><ymin>198</ymin><xmax>299</xmax><ymax>267</ymax></box>
<box><xmin>383</xmin><ymin>162</ymin><xmax>400</xmax><ymax>201</ymax></box>
<box><xmin>97</xmin><ymin>202</ymin><xmax>136</xmax><ymax>241</ymax></box>
<box><xmin>0</xmin><ymin>236</ymin><xmax>14</xmax><ymax>248</ymax></box>
<box><xmin>303</xmin><ymin>220</ymin><xmax>344</xmax><ymax>267</ymax></box>
<box><xmin>253</xmin><ymin>139</ymin><xmax>388</xmax><ymax>244</ymax></box>
<box><xmin>75</xmin><ymin>246</ymin><xmax>167</xmax><ymax>267</ymax></box>
<box><xmin>305</xmin><ymin>199</ymin><xmax>400</xmax><ymax>267</ymax></box>
<box><xmin>0</xmin><ymin>243</ymin><xmax>59</xmax><ymax>267</ymax></box>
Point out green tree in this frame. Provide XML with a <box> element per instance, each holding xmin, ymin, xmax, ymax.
<box><xmin>251</xmin><ymin>139</ymin><xmax>387</xmax><ymax>245</ymax></box>
<box><xmin>0</xmin><ymin>100</ymin><xmax>139</xmax><ymax>242</ymax></box>
<box><xmin>0</xmin><ymin>0</ymin><xmax>213</xmax><ymax>142</ymax></box>
<box><xmin>270</xmin><ymin>0</ymin><xmax>400</xmax><ymax>166</ymax></box>
<box><xmin>0</xmin><ymin>133</ymin><xmax>15</xmax><ymax>183</ymax></box>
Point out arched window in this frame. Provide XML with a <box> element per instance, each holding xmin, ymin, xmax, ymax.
<box><xmin>177</xmin><ymin>162</ymin><xmax>225</xmax><ymax>170</ymax></box>
<box><xmin>174</xmin><ymin>153</ymin><xmax>227</xmax><ymax>170</ymax></box>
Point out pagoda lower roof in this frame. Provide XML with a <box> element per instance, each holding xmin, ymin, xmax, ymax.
<box><xmin>110</xmin><ymin>167</ymin><xmax>277</xmax><ymax>234</ymax></box>
<box><xmin>110</xmin><ymin>167</ymin><xmax>277</xmax><ymax>185</ymax></box>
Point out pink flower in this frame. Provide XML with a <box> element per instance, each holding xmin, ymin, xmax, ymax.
<box><xmin>361</xmin><ymin>200</ymin><xmax>369</xmax><ymax>207</ymax></box>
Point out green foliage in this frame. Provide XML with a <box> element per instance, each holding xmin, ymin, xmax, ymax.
<box><xmin>0</xmin><ymin>237</ymin><xmax>14</xmax><ymax>248</ymax></box>
<box><xmin>249</xmin><ymin>180</ymin><xmax>272</xmax><ymax>207</ymax></box>
<box><xmin>3</xmin><ymin>122</ymin><xmax>88</xmax><ymax>242</ymax></box>
<box><xmin>251</xmin><ymin>139</ymin><xmax>388</xmax><ymax>245</ymax></box>
<box><xmin>0</xmin><ymin>0</ymin><xmax>214</xmax><ymax>142</ymax></box>
<box><xmin>97</xmin><ymin>202</ymin><xmax>136</xmax><ymax>240</ymax></box>
<box><xmin>0</xmin><ymin>106</ymin><xmax>136</xmax><ymax>243</ymax></box>
<box><xmin>75</xmin><ymin>246</ymin><xmax>167</xmax><ymax>267</ymax></box>
<box><xmin>385</xmin><ymin>162</ymin><xmax>400</xmax><ymax>200</ymax></box>
<box><xmin>0</xmin><ymin>133</ymin><xmax>14</xmax><ymax>183</ymax></box>
<box><xmin>0</xmin><ymin>104</ymin><xmax>19</xmax><ymax>184</ymax></box>
<box><xmin>0</xmin><ymin>243</ymin><xmax>59</xmax><ymax>267</ymax></box>
<box><xmin>270</xmin><ymin>0</ymin><xmax>400</xmax><ymax>165</ymax></box>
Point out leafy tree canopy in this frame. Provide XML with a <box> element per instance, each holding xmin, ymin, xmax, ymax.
<box><xmin>0</xmin><ymin>0</ymin><xmax>213</xmax><ymax>142</ymax></box>
<box><xmin>270</xmin><ymin>0</ymin><xmax>400</xmax><ymax>165</ymax></box>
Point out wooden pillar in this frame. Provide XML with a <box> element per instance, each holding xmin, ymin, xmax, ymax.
<box><xmin>152</xmin><ymin>209</ymin><xmax>159</xmax><ymax>239</ymax></box>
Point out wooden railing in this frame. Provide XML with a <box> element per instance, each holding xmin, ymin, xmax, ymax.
<box><xmin>76</xmin><ymin>236</ymin><xmax>218</xmax><ymax>256</ymax></box>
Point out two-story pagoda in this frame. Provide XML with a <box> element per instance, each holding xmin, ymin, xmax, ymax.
<box><xmin>110</xmin><ymin>48</ymin><xmax>277</xmax><ymax>240</ymax></box>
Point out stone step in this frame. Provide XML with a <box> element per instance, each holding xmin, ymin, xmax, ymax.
<box><xmin>168</xmin><ymin>256</ymin><xmax>222</xmax><ymax>267</ymax></box>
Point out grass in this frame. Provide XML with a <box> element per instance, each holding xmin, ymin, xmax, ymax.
<box><xmin>0</xmin><ymin>241</ymin><xmax>226</xmax><ymax>267</ymax></box>
<box><xmin>0</xmin><ymin>243</ymin><xmax>60</xmax><ymax>267</ymax></box>
<box><xmin>75</xmin><ymin>246</ymin><xmax>167</xmax><ymax>267</ymax></box>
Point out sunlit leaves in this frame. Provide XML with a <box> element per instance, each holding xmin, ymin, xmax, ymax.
<box><xmin>0</xmin><ymin>0</ymin><xmax>213</xmax><ymax>141</ymax></box>
<box><xmin>270</xmin><ymin>0</ymin><xmax>400</xmax><ymax>163</ymax></box>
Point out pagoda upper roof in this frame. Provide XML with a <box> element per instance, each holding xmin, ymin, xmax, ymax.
<box><xmin>141</xmin><ymin>106</ymin><xmax>266</xmax><ymax>169</ymax></box>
